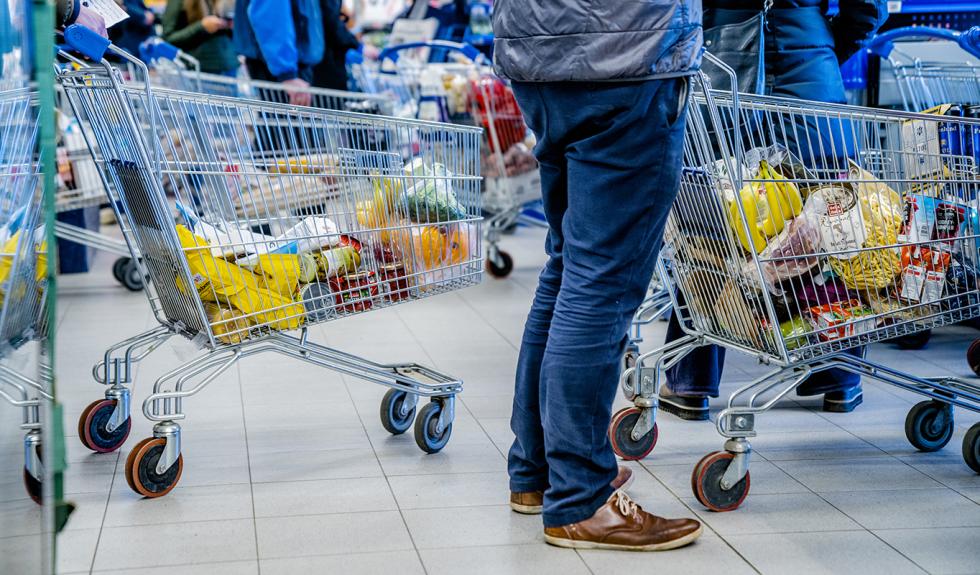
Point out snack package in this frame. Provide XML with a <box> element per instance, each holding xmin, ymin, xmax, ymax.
<box><xmin>807</xmin><ymin>299</ymin><xmax>873</xmax><ymax>341</ymax></box>
<box><xmin>806</xmin><ymin>184</ymin><xmax>866</xmax><ymax>257</ymax></box>
<box><xmin>779</xmin><ymin>317</ymin><xmax>812</xmax><ymax>350</ymax></box>
<box><xmin>176</xmin><ymin>202</ymin><xmax>277</xmax><ymax>259</ymax></box>
<box><xmin>234</xmin><ymin>216</ymin><xmax>342</xmax><ymax>268</ymax></box>
<box><xmin>205</xmin><ymin>303</ymin><xmax>252</xmax><ymax>345</ymax></box>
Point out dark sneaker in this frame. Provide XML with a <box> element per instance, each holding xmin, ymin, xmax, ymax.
<box><xmin>511</xmin><ymin>466</ymin><xmax>635</xmax><ymax>515</ymax></box>
<box><xmin>823</xmin><ymin>387</ymin><xmax>863</xmax><ymax>413</ymax></box>
<box><xmin>659</xmin><ymin>383</ymin><xmax>709</xmax><ymax>421</ymax></box>
<box><xmin>544</xmin><ymin>490</ymin><xmax>702</xmax><ymax>551</ymax></box>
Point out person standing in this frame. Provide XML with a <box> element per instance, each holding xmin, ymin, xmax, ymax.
<box><xmin>494</xmin><ymin>0</ymin><xmax>705</xmax><ymax>551</ymax></box>
<box><xmin>311</xmin><ymin>0</ymin><xmax>358</xmax><ymax>92</ymax></box>
<box><xmin>162</xmin><ymin>0</ymin><xmax>238</xmax><ymax>76</ymax></box>
<box><xmin>233</xmin><ymin>0</ymin><xmax>323</xmax><ymax>106</ymax></box>
<box><xmin>110</xmin><ymin>0</ymin><xmax>158</xmax><ymax>58</ymax></box>
<box><xmin>659</xmin><ymin>0</ymin><xmax>889</xmax><ymax>421</ymax></box>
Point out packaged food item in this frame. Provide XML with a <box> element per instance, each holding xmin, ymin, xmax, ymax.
<box><xmin>779</xmin><ymin>317</ymin><xmax>812</xmax><ymax>350</ymax></box>
<box><xmin>724</xmin><ymin>158</ymin><xmax>802</xmax><ymax>254</ymax></box>
<box><xmin>807</xmin><ymin>184</ymin><xmax>866</xmax><ymax>257</ymax></box>
<box><xmin>898</xmin><ymin>246</ymin><xmax>951</xmax><ymax>303</ymax></box>
<box><xmin>846</xmin><ymin>303</ymin><xmax>878</xmax><ymax>335</ymax></box>
<box><xmin>329</xmin><ymin>271</ymin><xmax>379</xmax><ymax>312</ymax></box>
<box><xmin>379</xmin><ymin>263</ymin><xmax>412</xmax><ymax>302</ymax></box>
<box><xmin>176</xmin><ymin>202</ymin><xmax>275</xmax><ymax>259</ymax></box>
<box><xmin>205</xmin><ymin>303</ymin><xmax>252</xmax><ymax>345</ymax></box>
<box><xmin>300</xmin><ymin>282</ymin><xmax>334</xmax><ymax>322</ymax></box>
<box><xmin>808</xmin><ymin>299</ymin><xmax>877</xmax><ymax>341</ymax></box>
<box><xmin>902</xmin><ymin>103</ymin><xmax>958</xmax><ymax>180</ymax></box>
<box><xmin>401</xmin><ymin>158</ymin><xmax>467</xmax><ymax>223</ymax></box>
<box><xmin>315</xmin><ymin>246</ymin><xmax>362</xmax><ymax>278</ymax></box>
<box><xmin>750</xmin><ymin>198</ymin><xmax>823</xmax><ymax>289</ymax></box>
<box><xmin>714</xmin><ymin>280</ymin><xmax>774</xmax><ymax>349</ymax></box>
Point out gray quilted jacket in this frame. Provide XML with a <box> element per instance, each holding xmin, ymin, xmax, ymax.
<box><xmin>492</xmin><ymin>0</ymin><xmax>703</xmax><ymax>82</ymax></box>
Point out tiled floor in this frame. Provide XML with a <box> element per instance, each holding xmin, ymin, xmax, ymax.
<box><xmin>51</xmin><ymin>226</ymin><xmax>980</xmax><ymax>574</ymax></box>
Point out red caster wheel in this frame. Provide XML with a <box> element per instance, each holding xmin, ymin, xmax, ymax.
<box><xmin>609</xmin><ymin>407</ymin><xmax>658</xmax><ymax>461</ymax></box>
<box><xmin>24</xmin><ymin>467</ymin><xmax>41</xmax><ymax>505</ymax></box>
<box><xmin>125</xmin><ymin>437</ymin><xmax>183</xmax><ymax>498</ymax></box>
<box><xmin>968</xmin><ymin>339</ymin><xmax>980</xmax><ymax>377</ymax></box>
<box><xmin>692</xmin><ymin>451</ymin><xmax>750</xmax><ymax>512</ymax></box>
<box><xmin>78</xmin><ymin>399</ymin><xmax>131</xmax><ymax>453</ymax></box>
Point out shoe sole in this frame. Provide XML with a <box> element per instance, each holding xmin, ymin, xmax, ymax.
<box><xmin>823</xmin><ymin>393</ymin><xmax>863</xmax><ymax>413</ymax></box>
<box><xmin>659</xmin><ymin>397</ymin><xmax>710</xmax><ymax>421</ymax></box>
<box><xmin>510</xmin><ymin>501</ymin><xmax>543</xmax><ymax>514</ymax></box>
<box><xmin>544</xmin><ymin>525</ymin><xmax>703</xmax><ymax>551</ymax></box>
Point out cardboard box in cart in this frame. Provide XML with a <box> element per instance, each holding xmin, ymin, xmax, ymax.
<box><xmin>902</xmin><ymin>104</ymin><xmax>956</xmax><ymax>180</ymax></box>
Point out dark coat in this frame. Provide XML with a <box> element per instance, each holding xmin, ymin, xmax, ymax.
<box><xmin>110</xmin><ymin>0</ymin><xmax>157</xmax><ymax>59</ymax></box>
<box><xmin>705</xmin><ymin>0</ymin><xmax>888</xmax><ymax>103</ymax></box>
<box><xmin>312</xmin><ymin>0</ymin><xmax>359</xmax><ymax>91</ymax></box>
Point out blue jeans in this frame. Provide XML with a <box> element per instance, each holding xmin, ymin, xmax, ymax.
<box><xmin>507</xmin><ymin>79</ymin><xmax>689</xmax><ymax>528</ymax></box>
<box><xmin>664</xmin><ymin>291</ymin><xmax>862</xmax><ymax>397</ymax></box>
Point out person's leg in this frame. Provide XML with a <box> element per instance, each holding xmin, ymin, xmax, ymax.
<box><xmin>538</xmin><ymin>78</ymin><xmax>690</xmax><ymax>528</ymax></box>
<box><xmin>659</xmin><ymin>290</ymin><xmax>726</xmax><ymax>420</ymax></box>
<box><xmin>797</xmin><ymin>346</ymin><xmax>864</xmax><ymax>412</ymax></box>
<box><xmin>507</xmin><ymin>83</ymin><xmax>569</xmax><ymax>497</ymax></box>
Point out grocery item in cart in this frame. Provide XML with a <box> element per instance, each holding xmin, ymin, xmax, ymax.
<box><xmin>402</xmin><ymin>158</ymin><xmax>467</xmax><ymax>223</ymax></box>
<box><xmin>204</xmin><ymin>303</ymin><xmax>252</xmax><ymax>345</ymax></box>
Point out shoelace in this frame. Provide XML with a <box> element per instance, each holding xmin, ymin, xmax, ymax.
<box><xmin>614</xmin><ymin>490</ymin><xmax>641</xmax><ymax>520</ymax></box>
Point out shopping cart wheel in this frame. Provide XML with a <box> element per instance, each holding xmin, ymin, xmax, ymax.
<box><xmin>890</xmin><ymin>330</ymin><xmax>932</xmax><ymax>350</ymax></box>
<box><xmin>967</xmin><ymin>339</ymin><xmax>980</xmax><ymax>377</ymax></box>
<box><xmin>24</xmin><ymin>467</ymin><xmax>41</xmax><ymax>505</ymax></box>
<box><xmin>112</xmin><ymin>257</ymin><xmax>128</xmax><ymax>284</ymax></box>
<box><xmin>905</xmin><ymin>400</ymin><xmax>954</xmax><ymax>452</ymax></box>
<box><xmin>125</xmin><ymin>437</ymin><xmax>183</xmax><ymax>498</ymax></box>
<box><xmin>78</xmin><ymin>399</ymin><xmax>131</xmax><ymax>453</ymax></box>
<box><xmin>380</xmin><ymin>388</ymin><xmax>416</xmax><ymax>435</ymax></box>
<box><xmin>486</xmin><ymin>251</ymin><xmax>514</xmax><ymax>278</ymax></box>
<box><xmin>692</xmin><ymin>451</ymin><xmax>750</xmax><ymax>512</ymax></box>
<box><xmin>963</xmin><ymin>423</ymin><xmax>980</xmax><ymax>474</ymax></box>
<box><xmin>118</xmin><ymin>258</ymin><xmax>144</xmax><ymax>292</ymax></box>
<box><xmin>609</xmin><ymin>407</ymin><xmax>658</xmax><ymax>461</ymax></box>
<box><xmin>414</xmin><ymin>401</ymin><xmax>452</xmax><ymax>454</ymax></box>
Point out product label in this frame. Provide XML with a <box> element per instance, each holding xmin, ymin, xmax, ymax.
<box><xmin>900</xmin><ymin>265</ymin><xmax>927</xmax><ymax>302</ymax></box>
<box><xmin>921</xmin><ymin>270</ymin><xmax>946</xmax><ymax>304</ymax></box>
<box><xmin>820</xmin><ymin>201</ymin><xmax>866</xmax><ymax>257</ymax></box>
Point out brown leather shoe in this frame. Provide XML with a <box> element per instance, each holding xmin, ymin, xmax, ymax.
<box><xmin>510</xmin><ymin>466</ymin><xmax>635</xmax><ymax>515</ymax></box>
<box><xmin>544</xmin><ymin>491</ymin><xmax>702</xmax><ymax>551</ymax></box>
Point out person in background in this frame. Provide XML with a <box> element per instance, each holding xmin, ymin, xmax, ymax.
<box><xmin>495</xmin><ymin>0</ymin><xmax>704</xmax><ymax>552</ymax></box>
<box><xmin>659</xmin><ymin>0</ymin><xmax>890</xmax><ymax>421</ymax></box>
<box><xmin>311</xmin><ymin>0</ymin><xmax>358</xmax><ymax>92</ymax></box>
<box><xmin>234</xmin><ymin>0</ymin><xmax>323</xmax><ymax>106</ymax></box>
<box><xmin>110</xmin><ymin>0</ymin><xmax>157</xmax><ymax>57</ymax></box>
<box><xmin>162</xmin><ymin>0</ymin><xmax>237</xmax><ymax>75</ymax></box>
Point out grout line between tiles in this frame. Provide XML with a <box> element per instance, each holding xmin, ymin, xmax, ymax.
<box><xmin>235</xmin><ymin>363</ymin><xmax>264</xmax><ymax>575</ymax></box>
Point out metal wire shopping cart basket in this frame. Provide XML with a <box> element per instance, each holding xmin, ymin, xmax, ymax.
<box><xmin>59</xmin><ymin>26</ymin><xmax>483</xmax><ymax>498</ymax></box>
<box><xmin>355</xmin><ymin>41</ymin><xmax>545</xmax><ymax>278</ymax></box>
<box><xmin>868</xmin><ymin>26</ymin><xmax>980</xmax><ymax>113</ymax></box>
<box><xmin>608</xmin><ymin>54</ymin><xmax>980</xmax><ymax>511</ymax></box>
<box><xmin>0</xmin><ymin>87</ymin><xmax>52</xmax><ymax>504</ymax></box>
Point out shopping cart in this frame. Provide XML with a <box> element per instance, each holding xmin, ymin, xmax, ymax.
<box><xmin>356</xmin><ymin>41</ymin><xmax>545</xmax><ymax>278</ymax></box>
<box><xmin>868</xmin><ymin>26</ymin><xmax>980</xmax><ymax>113</ymax></box>
<box><xmin>0</xmin><ymin>88</ymin><xmax>51</xmax><ymax>504</ymax></box>
<box><xmin>59</xmin><ymin>26</ymin><xmax>483</xmax><ymax>498</ymax></box>
<box><xmin>622</xmin><ymin>262</ymin><xmax>674</xmax><ymax>374</ymax></box>
<box><xmin>608</xmin><ymin>53</ymin><xmax>980</xmax><ymax>511</ymax></box>
<box><xmin>142</xmin><ymin>39</ymin><xmax>395</xmax><ymax>114</ymax></box>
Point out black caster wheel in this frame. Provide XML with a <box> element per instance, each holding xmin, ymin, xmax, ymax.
<box><xmin>609</xmin><ymin>407</ymin><xmax>658</xmax><ymax>461</ymax></box>
<box><xmin>24</xmin><ymin>467</ymin><xmax>41</xmax><ymax>505</ymax></box>
<box><xmin>968</xmin><ymin>339</ymin><xmax>980</xmax><ymax>377</ymax></box>
<box><xmin>486</xmin><ymin>251</ymin><xmax>514</xmax><ymax>278</ymax></box>
<box><xmin>125</xmin><ymin>437</ymin><xmax>183</xmax><ymax>498</ymax></box>
<box><xmin>905</xmin><ymin>400</ymin><xmax>954</xmax><ymax>452</ymax></box>
<box><xmin>891</xmin><ymin>330</ymin><xmax>932</xmax><ymax>350</ymax></box>
<box><xmin>414</xmin><ymin>401</ymin><xmax>452</xmax><ymax>454</ymax></box>
<box><xmin>78</xmin><ymin>399</ymin><xmax>131</xmax><ymax>453</ymax></box>
<box><xmin>963</xmin><ymin>422</ymin><xmax>980</xmax><ymax>474</ymax></box>
<box><xmin>692</xmin><ymin>451</ymin><xmax>750</xmax><ymax>512</ymax></box>
<box><xmin>112</xmin><ymin>257</ymin><xmax>128</xmax><ymax>284</ymax></box>
<box><xmin>380</xmin><ymin>389</ymin><xmax>416</xmax><ymax>435</ymax></box>
<box><xmin>120</xmin><ymin>259</ymin><xmax>144</xmax><ymax>291</ymax></box>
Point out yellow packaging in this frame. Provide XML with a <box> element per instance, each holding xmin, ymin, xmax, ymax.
<box><xmin>205</xmin><ymin>302</ymin><xmax>252</xmax><ymax>345</ymax></box>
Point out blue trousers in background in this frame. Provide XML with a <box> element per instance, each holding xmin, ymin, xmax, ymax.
<box><xmin>664</xmin><ymin>290</ymin><xmax>863</xmax><ymax>397</ymax></box>
<box><xmin>507</xmin><ymin>78</ymin><xmax>689</xmax><ymax>527</ymax></box>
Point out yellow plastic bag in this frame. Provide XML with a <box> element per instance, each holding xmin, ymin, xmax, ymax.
<box><xmin>176</xmin><ymin>225</ymin><xmax>305</xmax><ymax>331</ymax></box>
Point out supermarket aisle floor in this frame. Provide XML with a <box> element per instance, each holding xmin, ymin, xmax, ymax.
<box><xmin>55</xmin><ymin>226</ymin><xmax>980</xmax><ymax>575</ymax></box>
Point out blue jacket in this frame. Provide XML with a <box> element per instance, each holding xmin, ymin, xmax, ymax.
<box><xmin>705</xmin><ymin>0</ymin><xmax>888</xmax><ymax>103</ymax></box>
<box><xmin>234</xmin><ymin>0</ymin><xmax>324</xmax><ymax>81</ymax></box>
<box><xmin>110</xmin><ymin>0</ymin><xmax>157</xmax><ymax>59</ymax></box>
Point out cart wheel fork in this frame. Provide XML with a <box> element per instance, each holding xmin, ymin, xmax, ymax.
<box><xmin>152</xmin><ymin>421</ymin><xmax>182</xmax><ymax>475</ymax></box>
<box><xmin>434</xmin><ymin>396</ymin><xmax>455</xmax><ymax>436</ymax></box>
<box><xmin>630</xmin><ymin>406</ymin><xmax>656</xmax><ymax>441</ymax></box>
<box><xmin>24</xmin><ymin>430</ymin><xmax>42</xmax><ymax>481</ymax></box>
<box><xmin>103</xmin><ymin>386</ymin><xmax>131</xmax><ymax>434</ymax></box>
<box><xmin>720</xmin><ymin>439</ymin><xmax>751</xmax><ymax>491</ymax></box>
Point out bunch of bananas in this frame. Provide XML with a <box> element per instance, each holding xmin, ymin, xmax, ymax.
<box><xmin>727</xmin><ymin>160</ymin><xmax>805</xmax><ymax>253</ymax></box>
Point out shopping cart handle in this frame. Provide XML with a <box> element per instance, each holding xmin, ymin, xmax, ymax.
<box><xmin>63</xmin><ymin>24</ymin><xmax>111</xmax><ymax>62</ymax></box>
<box><xmin>140</xmin><ymin>38</ymin><xmax>181</xmax><ymax>63</ymax></box>
<box><xmin>378</xmin><ymin>40</ymin><xmax>483</xmax><ymax>67</ymax></box>
<box><xmin>866</xmin><ymin>25</ymin><xmax>980</xmax><ymax>60</ymax></box>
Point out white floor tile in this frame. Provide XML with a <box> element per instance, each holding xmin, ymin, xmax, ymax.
<box><xmin>255</xmin><ymin>511</ymin><xmax>414</xmax><ymax>559</ymax></box>
<box><xmin>251</xmin><ymin>476</ymin><xmax>397</xmax><ymax>517</ymax></box>
<box><xmin>92</xmin><ymin>519</ymin><xmax>256</xmax><ymax>571</ymax></box>
<box><xmin>402</xmin><ymin>505</ymin><xmax>542</xmax><ymax>549</ymax></box>
<box><xmin>419</xmin><ymin>544</ymin><xmax>592</xmax><ymax>575</ymax></box>
<box><xmin>874</xmin><ymin>527</ymin><xmax>980</xmax><ymax>575</ymax></box>
<box><xmin>261</xmin><ymin>550</ymin><xmax>425</xmax><ymax>575</ymax></box>
<box><xmin>579</xmin><ymin>535</ymin><xmax>755</xmax><ymax>575</ymax></box>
